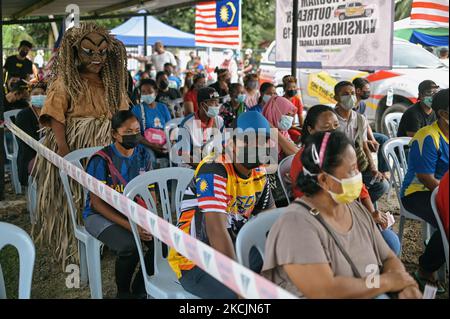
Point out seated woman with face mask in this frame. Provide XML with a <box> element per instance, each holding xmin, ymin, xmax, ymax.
<box><xmin>83</xmin><ymin>110</ymin><xmax>154</xmax><ymax>299</ymax></box>
<box><xmin>243</xmin><ymin>73</ymin><xmax>260</xmax><ymax>109</ymax></box>
<box><xmin>262</xmin><ymin>131</ymin><xmax>422</xmax><ymax>299</ymax></box>
<box><xmin>16</xmin><ymin>82</ymin><xmax>47</xmax><ymax>187</ymax></box>
<box><xmin>131</xmin><ymin>79</ymin><xmax>171</xmax><ymax>167</ymax></box>
<box><xmin>262</xmin><ymin>96</ymin><xmax>299</xmax><ymax>160</ymax></box>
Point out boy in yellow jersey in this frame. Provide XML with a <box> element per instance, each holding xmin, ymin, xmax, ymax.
<box><xmin>169</xmin><ymin>111</ymin><xmax>276</xmax><ymax>299</ymax></box>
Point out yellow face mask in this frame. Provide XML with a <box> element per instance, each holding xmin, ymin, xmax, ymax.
<box><xmin>326</xmin><ymin>172</ymin><xmax>363</xmax><ymax>204</ymax></box>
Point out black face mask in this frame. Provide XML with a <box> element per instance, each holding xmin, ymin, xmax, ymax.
<box><xmin>120</xmin><ymin>134</ymin><xmax>140</xmax><ymax>150</ymax></box>
<box><xmin>286</xmin><ymin>90</ymin><xmax>297</xmax><ymax>98</ymax></box>
<box><xmin>241</xmin><ymin>146</ymin><xmax>262</xmax><ymax>170</ymax></box>
<box><xmin>361</xmin><ymin>91</ymin><xmax>371</xmax><ymax>100</ymax></box>
<box><xmin>159</xmin><ymin>81</ymin><xmax>169</xmax><ymax>90</ymax></box>
<box><xmin>19</xmin><ymin>50</ymin><xmax>27</xmax><ymax>58</ymax></box>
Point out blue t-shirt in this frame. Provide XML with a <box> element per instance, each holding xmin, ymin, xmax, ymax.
<box><xmin>249</xmin><ymin>104</ymin><xmax>263</xmax><ymax>113</ymax></box>
<box><xmin>168</xmin><ymin>75</ymin><xmax>182</xmax><ymax>90</ymax></box>
<box><xmin>401</xmin><ymin>121</ymin><xmax>449</xmax><ymax>197</ymax></box>
<box><xmin>82</xmin><ymin>143</ymin><xmax>153</xmax><ymax>219</ymax></box>
<box><xmin>131</xmin><ymin>102</ymin><xmax>172</xmax><ymax>134</ymax></box>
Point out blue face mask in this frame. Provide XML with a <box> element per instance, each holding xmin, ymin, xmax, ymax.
<box><xmin>237</xmin><ymin>94</ymin><xmax>247</xmax><ymax>104</ymax></box>
<box><xmin>423</xmin><ymin>96</ymin><xmax>433</xmax><ymax>108</ymax></box>
<box><xmin>31</xmin><ymin>95</ymin><xmax>46</xmax><ymax>108</ymax></box>
<box><xmin>141</xmin><ymin>94</ymin><xmax>156</xmax><ymax>105</ymax></box>
<box><xmin>262</xmin><ymin>94</ymin><xmax>272</xmax><ymax>104</ymax></box>
<box><xmin>278</xmin><ymin>115</ymin><xmax>294</xmax><ymax>131</ymax></box>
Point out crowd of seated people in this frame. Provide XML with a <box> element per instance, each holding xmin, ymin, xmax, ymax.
<box><xmin>8</xmin><ymin>53</ymin><xmax>447</xmax><ymax>300</ymax></box>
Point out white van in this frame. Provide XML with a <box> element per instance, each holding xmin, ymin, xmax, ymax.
<box><xmin>259</xmin><ymin>38</ymin><xmax>449</xmax><ymax>132</ymax></box>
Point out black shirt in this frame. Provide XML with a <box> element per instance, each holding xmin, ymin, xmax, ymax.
<box><xmin>3</xmin><ymin>55</ymin><xmax>33</xmax><ymax>79</ymax></box>
<box><xmin>16</xmin><ymin>107</ymin><xmax>40</xmax><ymax>186</ymax></box>
<box><xmin>2</xmin><ymin>95</ymin><xmax>29</xmax><ymax>112</ymax></box>
<box><xmin>156</xmin><ymin>88</ymin><xmax>181</xmax><ymax>117</ymax></box>
<box><xmin>244</xmin><ymin>57</ymin><xmax>257</xmax><ymax>74</ymax></box>
<box><xmin>397</xmin><ymin>102</ymin><xmax>437</xmax><ymax>137</ymax></box>
<box><xmin>156</xmin><ymin>88</ymin><xmax>181</xmax><ymax>105</ymax></box>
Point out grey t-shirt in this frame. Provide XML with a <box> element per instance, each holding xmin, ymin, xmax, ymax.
<box><xmin>261</xmin><ymin>200</ymin><xmax>391</xmax><ymax>298</ymax></box>
<box><xmin>335</xmin><ymin>109</ymin><xmax>368</xmax><ymax>142</ymax></box>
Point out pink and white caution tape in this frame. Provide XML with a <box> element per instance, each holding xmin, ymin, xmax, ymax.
<box><xmin>5</xmin><ymin>121</ymin><xmax>297</xmax><ymax>299</ymax></box>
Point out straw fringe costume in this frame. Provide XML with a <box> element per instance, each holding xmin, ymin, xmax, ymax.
<box><xmin>32</xmin><ymin>23</ymin><xmax>129</xmax><ymax>265</ymax></box>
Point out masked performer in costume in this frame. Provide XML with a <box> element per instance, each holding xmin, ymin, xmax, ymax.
<box><xmin>32</xmin><ymin>23</ymin><xmax>129</xmax><ymax>264</ymax></box>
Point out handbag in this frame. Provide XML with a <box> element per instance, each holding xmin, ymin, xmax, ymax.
<box><xmin>294</xmin><ymin>200</ymin><xmax>362</xmax><ymax>278</ymax></box>
<box><xmin>140</xmin><ymin>104</ymin><xmax>167</xmax><ymax>146</ymax></box>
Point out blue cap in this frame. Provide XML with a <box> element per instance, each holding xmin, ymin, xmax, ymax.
<box><xmin>233</xmin><ymin>111</ymin><xmax>271</xmax><ymax>137</ymax></box>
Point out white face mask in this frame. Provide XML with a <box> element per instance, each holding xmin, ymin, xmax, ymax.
<box><xmin>340</xmin><ymin>94</ymin><xmax>357</xmax><ymax>110</ymax></box>
<box><xmin>141</xmin><ymin>94</ymin><xmax>156</xmax><ymax>105</ymax></box>
<box><xmin>206</xmin><ymin>105</ymin><xmax>221</xmax><ymax>118</ymax></box>
<box><xmin>31</xmin><ymin>95</ymin><xmax>46</xmax><ymax>108</ymax></box>
<box><xmin>262</xmin><ymin>94</ymin><xmax>272</xmax><ymax>104</ymax></box>
<box><xmin>278</xmin><ymin>115</ymin><xmax>294</xmax><ymax>131</ymax></box>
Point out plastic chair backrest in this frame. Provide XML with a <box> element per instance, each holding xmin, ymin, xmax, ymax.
<box><xmin>3</xmin><ymin>109</ymin><xmax>22</xmax><ymax>160</ymax></box>
<box><xmin>235</xmin><ymin>209</ymin><xmax>285</xmax><ymax>268</ymax></box>
<box><xmin>123</xmin><ymin>167</ymin><xmax>195</xmax><ymax>275</ymax></box>
<box><xmin>59</xmin><ymin>147</ymin><xmax>103</xmax><ymax>232</ymax></box>
<box><xmin>0</xmin><ymin>222</ymin><xmax>35</xmax><ymax>299</ymax></box>
<box><xmin>431</xmin><ymin>187</ymin><xmax>449</xmax><ymax>271</ymax></box>
<box><xmin>277</xmin><ymin>155</ymin><xmax>294</xmax><ymax>204</ymax></box>
<box><xmin>164</xmin><ymin>118</ymin><xmax>184</xmax><ymax>166</ymax></box>
<box><xmin>384</xmin><ymin>112</ymin><xmax>403</xmax><ymax>139</ymax></box>
<box><xmin>382</xmin><ymin>137</ymin><xmax>411</xmax><ymax>203</ymax></box>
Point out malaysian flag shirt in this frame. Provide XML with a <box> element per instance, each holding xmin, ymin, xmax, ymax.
<box><xmin>168</xmin><ymin>154</ymin><xmax>274</xmax><ymax>278</ymax></box>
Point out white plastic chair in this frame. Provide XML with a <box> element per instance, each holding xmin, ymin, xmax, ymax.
<box><xmin>0</xmin><ymin>222</ymin><xmax>36</xmax><ymax>299</ymax></box>
<box><xmin>26</xmin><ymin>138</ymin><xmax>44</xmax><ymax>225</ymax></box>
<box><xmin>278</xmin><ymin>155</ymin><xmax>294</xmax><ymax>205</ymax></box>
<box><xmin>123</xmin><ymin>167</ymin><xmax>199</xmax><ymax>299</ymax></box>
<box><xmin>431</xmin><ymin>187</ymin><xmax>449</xmax><ymax>273</ymax></box>
<box><xmin>382</xmin><ymin>137</ymin><xmax>431</xmax><ymax>255</ymax></box>
<box><xmin>59</xmin><ymin>147</ymin><xmax>103</xmax><ymax>299</ymax></box>
<box><xmin>235</xmin><ymin>209</ymin><xmax>285</xmax><ymax>268</ymax></box>
<box><xmin>164</xmin><ymin>118</ymin><xmax>183</xmax><ymax>167</ymax></box>
<box><xmin>3</xmin><ymin>109</ymin><xmax>22</xmax><ymax>194</ymax></box>
<box><xmin>384</xmin><ymin>112</ymin><xmax>403</xmax><ymax>139</ymax></box>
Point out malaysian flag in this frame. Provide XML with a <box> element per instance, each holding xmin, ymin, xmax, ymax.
<box><xmin>410</xmin><ymin>0</ymin><xmax>449</xmax><ymax>28</ymax></box>
<box><xmin>195</xmin><ymin>0</ymin><xmax>242</xmax><ymax>49</ymax></box>
<box><xmin>196</xmin><ymin>174</ymin><xmax>229</xmax><ymax>214</ymax></box>
<box><xmin>43</xmin><ymin>21</ymin><xmax>65</xmax><ymax>80</ymax></box>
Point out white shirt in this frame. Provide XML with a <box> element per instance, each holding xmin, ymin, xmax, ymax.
<box><xmin>151</xmin><ymin>51</ymin><xmax>177</xmax><ymax>72</ymax></box>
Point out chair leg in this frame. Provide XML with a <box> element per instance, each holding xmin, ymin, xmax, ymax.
<box><xmin>85</xmin><ymin>240</ymin><xmax>103</xmax><ymax>299</ymax></box>
<box><xmin>398</xmin><ymin>216</ymin><xmax>406</xmax><ymax>257</ymax></box>
<box><xmin>11</xmin><ymin>161</ymin><xmax>22</xmax><ymax>194</ymax></box>
<box><xmin>78</xmin><ymin>241</ymin><xmax>88</xmax><ymax>286</ymax></box>
<box><xmin>0</xmin><ymin>264</ymin><xmax>6</xmax><ymax>299</ymax></box>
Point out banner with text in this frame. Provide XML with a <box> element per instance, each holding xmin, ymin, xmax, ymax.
<box><xmin>276</xmin><ymin>0</ymin><xmax>394</xmax><ymax>69</ymax></box>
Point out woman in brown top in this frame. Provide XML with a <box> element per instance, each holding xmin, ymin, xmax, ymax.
<box><xmin>32</xmin><ymin>23</ymin><xmax>129</xmax><ymax>263</ymax></box>
<box><xmin>262</xmin><ymin>131</ymin><xmax>422</xmax><ymax>299</ymax></box>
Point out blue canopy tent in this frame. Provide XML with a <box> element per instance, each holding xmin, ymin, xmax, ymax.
<box><xmin>111</xmin><ymin>15</ymin><xmax>195</xmax><ymax>47</ymax></box>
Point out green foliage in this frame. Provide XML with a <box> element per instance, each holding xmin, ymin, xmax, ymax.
<box><xmin>23</xmin><ymin>23</ymin><xmax>52</xmax><ymax>48</ymax></box>
<box><xmin>94</xmin><ymin>18</ymin><xmax>125</xmax><ymax>30</ymax></box>
<box><xmin>156</xmin><ymin>0</ymin><xmax>276</xmax><ymax>49</ymax></box>
<box><xmin>395</xmin><ymin>0</ymin><xmax>413</xmax><ymax>21</ymax></box>
<box><xmin>2</xmin><ymin>25</ymin><xmax>33</xmax><ymax>49</ymax></box>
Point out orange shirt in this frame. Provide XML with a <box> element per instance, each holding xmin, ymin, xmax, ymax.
<box><xmin>184</xmin><ymin>89</ymin><xmax>198</xmax><ymax>114</ymax></box>
<box><xmin>287</xmin><ymin>95</ymin><xmax>304</xmax><ymax>124</ymax></box>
